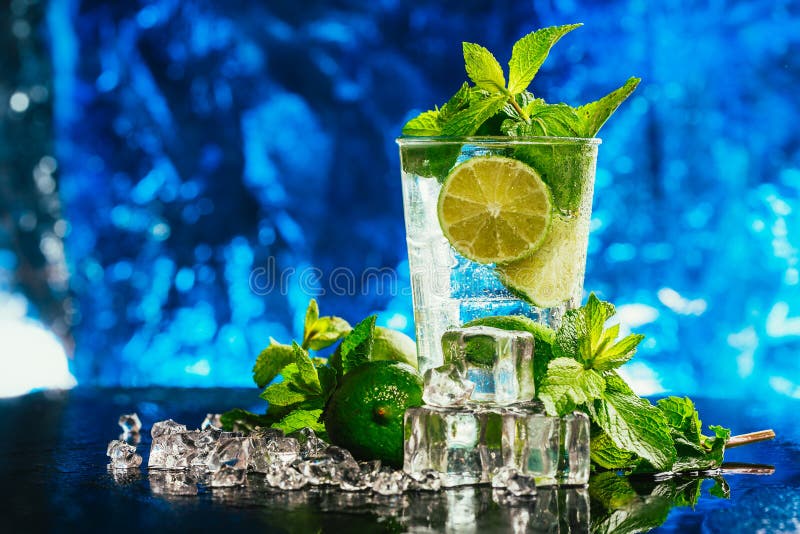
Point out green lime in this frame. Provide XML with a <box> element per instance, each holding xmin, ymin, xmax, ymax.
<box><xmin>323</xmin><ymin>361</ymin><xmax>423</xmax><ymax>467</ymax></box>
<box><xmin>437</xmin><ymin>156</ymin><xmax>552</xmax><ymax>264</ymax></box>
<box><xmin>495</xmin><ymin>216</ymin><xmax>588</xmax><ymax>308</ymax></box>
<box><xmin>371</xmin><ymin>327</ymin><xmax>418</xmax><ymax>369</ymax></box>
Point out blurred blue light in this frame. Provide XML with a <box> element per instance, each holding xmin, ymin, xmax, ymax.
<box><xmin>175</xmin><ymin>268</ymin><xmax>195</xmax><ymax>292</ymax></box>
<box><xmin>42</xmin><ymin>0</ymin><xmax>800</xmax><ymax>399</ymax></box>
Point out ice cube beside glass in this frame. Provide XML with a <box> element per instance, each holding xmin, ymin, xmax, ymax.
<box><xmin>441</xmin><ymin>326</ymin><xmax>535</xmax><ymax>405</ymax></box>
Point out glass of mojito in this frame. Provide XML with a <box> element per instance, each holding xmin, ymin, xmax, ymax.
<box><xmin>398</xmin><ymin>137</ymin><xmax>599</xmax><ymax>372</ymax></box>
<box><xmin>396</xmin><ymin>24</ymin><xmax>638</xmax><ymax>372</ymax></box>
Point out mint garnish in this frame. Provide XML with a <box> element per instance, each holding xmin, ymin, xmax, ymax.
<box><xmin>576</xmin><ymin>76</ymin><xmax>641</xmax><ymax>137</ymax></box>
<box><xmin>507</xmin><ymin>24</ymin><xmax>582</xmax><ymax>95</ymax></box>
<box><xmin>400</xmin><ymin>23</ymin><xmax>641</xmax><ymax>179</ymax></box>
<box><xmin>462</xmin><ymin>42</ymin><xmax>506</xmax><ymax>93</ymax></box>
<box><xmin>528</xmin><ymin>292</ymin><xmax>734</xmax><ymax>474</ymax></box>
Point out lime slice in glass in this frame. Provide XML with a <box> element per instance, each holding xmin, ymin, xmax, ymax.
<box><xmin>437</xmin><ymin>156</ymin><xmax>552</xmax><ymax>264</ymax></box>
<box><xmin>496</xmin><ymin>216</ymin><xmax>588</xmax><ymax>308</ymax></box>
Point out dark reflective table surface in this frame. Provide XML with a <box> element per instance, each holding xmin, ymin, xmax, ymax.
<box><xmin>1</xmin><ymin>388</ymin><xmax>798</xmax><ymax>533</ymax></box>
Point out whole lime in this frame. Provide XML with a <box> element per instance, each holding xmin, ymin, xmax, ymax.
<box><xmin>324</xmin><ymin>361</ymin><xmax>423</xmax><ymax>467</ymax></box>
<box><xmin>371</xmin><ymin>327</ymin><xmax>418</xmax><ymax>369</ymax></box>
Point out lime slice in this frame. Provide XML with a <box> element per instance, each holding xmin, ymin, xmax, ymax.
<box><xmin>496</xmin><ymin>216</ymin><xmax>588</xmax><ymax>308</ymax></box>
<box><xmin>437</xmin><ymin>156</ymin><xmax>552</xmax><ymax>264</ymax></box>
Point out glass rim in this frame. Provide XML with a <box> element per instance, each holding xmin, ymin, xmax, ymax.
<box><xmin>395</xmin><ymin>135</ymin><xmax>601</xmax><ymax>146</ymax></box>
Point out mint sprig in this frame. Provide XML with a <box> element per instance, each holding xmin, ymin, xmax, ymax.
<box><xmin>532</xmin><ymin>293</ymin><xmax>734</xmax><ymax>474</ymax></box>
<box><xmin>223</xmin><ymin>300</ymin><xmax>415</xmax><ymax>441</ymax></box>
<box><xmin>402</xmin><ymin>22</ymin><xmax>640</xmax><ymax>150</ymax></box>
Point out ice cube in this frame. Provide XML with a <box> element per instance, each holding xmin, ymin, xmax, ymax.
<box><xmin>500</xmin><ymin>404</ymin><xmax>560</xmax><ymax>486</ymax></box>
<box><xmin>324</xmin><ymin>446</ymin><xmax>358</xmax><ymax>466</ymax></box>
<box><xmin>151</xmin><ymin>419</ymin><xmax>188</xmax><ymax>439</ymax></box>
<box><xmin>372</xmin><ymin>470</ymin><xmax>408</xmax><ymax>495</ymax></box>
<box><xmin>148</xmin><ymin>432</ymin><xmax>197</xmax><ymax>470</ymax></box>
<box><xmin>118</xmin><ymin>413</ymin><xmax>142</xmax><ymax>434</ymax></box>
<box><xmin>119</xmin><ymin>432</ymin><xmax>141</xmax><ymax>446</ymax></box>
<box><xmin>405</xmin><ymin>404</ymin><xmax>589</xmax><ymax>487</ymax></box>
<box><xmin>404</xmin><ymin>406</ymin><xmax>482</xmax><ymax>487</ymax></box>
<box><xmin>441</xmin><ymin>326</ymin><xmax>535</xmax><ymax>405</ymax></box>
<box><xmin>422</xmin><ymin>362</ymin><xmax>475</xmax><ymax>407</ymax></box>
<box><xmin>210</xmin><ymin>465</ymin><xmax>247</xmax><ymax>488</ymax></box>
<box><xmin>201</xmin><ymin>413</ymin><xmax>223</xmax><ymax>430</ymax></box>
<box><xmin>506</xmin><ymin>472</ymin><xmax>537</xmax><ymax>496</ymax></box>
<box><xmin>247</xmin><ymin>436</ymin><xmax>272</xmax><ymax>473</ymax></box>
<box><xmin>265</xmin><ymin>464</ymin><xmax>308</xmax><ymax>490</ymax></box>
<box><xmin>295</xmin><ymin>457</ymin><xmax>340</xmax><ymax>486</ymax></box>
<box><xmin>406</xmin><ymin>469</ymin><xmax>442</xmax><ymax>492</ymax></box>
<box><xmin>106</xmin><ymin>439</ymin><xmax>143</xmax><ymax>469</ymax></box>
<box><xmin>149</xmin><ymin>471</ymin><xmax>198</xmax><ymax>496</ymax></box>
<box><xmin>265</xmin><ymin>437</ymin><xmax>300</xmax><ymax>465</ymax></box>
<box><xmin>559</xmin><ymin>411</ymin><xmax>590</xmax><ymax>485</ymax></box>
<box><xmin>290</xmin><ymin>427</ymin><xmax>329</xmax><ymax>459</ymax></box>
<box><xmin>206</xmin><ymin>436</ymin><xmax>250</xmax><ymax>472</ymax></box>
<box><xmin>251</xmin><ymin>427</ymin><xmax>284</xmax><ymax>440</ymax></box>
<box><xmin>339</xmin><ymin>460</ymin><xmax>381</xmax><ymax>492</ymax></box>
<box><xmin>490</xmin><ymin>466</ymin><xmax>518</xmax><ymax>488</ymax></box>
<box><xmin>184</xmin><ymin>430</ymin><xmax>220</xmax><ymax>467</ymax></box>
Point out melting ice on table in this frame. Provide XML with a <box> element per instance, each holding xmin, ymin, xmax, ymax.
<box><xmin>405</xmin><ymin>326</ymin><xmax>590</xmax><ymax>487</ymax></box>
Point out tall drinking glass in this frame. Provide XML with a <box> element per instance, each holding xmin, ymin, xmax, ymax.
<box><xmin>397</xmin><ymin>137</ymin><xmax>600</xmax><ymax>373</ymax></box>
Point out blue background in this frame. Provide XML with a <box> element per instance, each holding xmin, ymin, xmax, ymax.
<box><xmin>2</xmin><ymin>0</ymin><xmax>799</xmax><ymax>397</ymax></box>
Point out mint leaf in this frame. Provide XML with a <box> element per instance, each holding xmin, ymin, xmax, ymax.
<box><xmin>507</xmin><ymin>24</ymin><xmax>582</xmax><ymax>94</ymax></box>
<box><xmin>315</xmin><ymin>363</ymin><xmax>337</xmax><ymax>402</ymax></box>
<box><xmin>219</xmin><ymin>408</ymin><xmax>272</xmax><ymax>432</ymax></box>
<box><xmin>592</xmin><ymin>332</ymin><xmax>645</xmax><ymax>371</ymax></box>
<box><xmin>591</xmin><ymin>373</ymin><xmax>675</xmax><ymax>471</ymax></box>
<box><xmin>651</xmin><ymin>396</ymin><xmax>731</xmax><ymax>473</ymax></box>
<box><xmin>252</xmin><ymin>340</ymin><xmax>295</xmax><ymax>388</ymax></box>
<box><xmin>576</xmin><ymin>77</ymin><xmax>641</xmax><ymax>137</ymax></box>
<box><xmin>537</xmin><ymin>357</ymin><xmax>605</xmax><ymax>416</ymax></box>
<box><xmin>301</xmin><ymin>299</ymin><xmax>352</xmax><ymax>351</ymax></box>
<box><xmin>462</xmin><ymin>42</ymin><xmax>506</xmax><ymax>93</ymax></box>
<box><xmin>303</xmin><ymin>299</ymin><xmax>319</xmax><ymax>340</ymax></box>
<box><xmin>554</xmin><ymin>293</ymin><xmax>615</xmax><ymax>365</ymax></box>
<box><xmin>260</xmin><ymin>380</ymin><xmax>310</xmax><ymax>407</ymax></box>
<box><xmin>401</xmin><ymin>83</ymin><xmax>475</xmax><ymax>137</ymax></box>
<box><xmin>271</xmin><ymin>409</ymin><xmax>328</xmax><ymax>440</ymax></box>
<box><xmin>442</xmin><ymin>94</ymin><xmax>508</xmax><ymax>136</ymax></box>
<box><xmin>505</xmin><ymin>101</ymin><xmax>584</xmax><ymax>137</ymax></box>
<box><xmin>339</xmin><ymin>315</ymin><xmax>376</xmax><ymax>374</ymax></box>
<box><xmin>305</xmin><ymin>317</ymin><xmax>352</xmax><ymax>351</ymax></box>
<box><xmin>657</xmin><ymin>396</ymin><xmax>702</xmax><ymax>442</ymax></box>
<box><xmin>291</xmin><ymin>342</ymin><xmax>323</xmax><ymax>394</ymax></box>
<box><xmin>591</xmin><ymin>430</ymin><xmax>638</xmax><ymax>470</ymax></box>
<box><xmin>401</xmin><ymin>109</ymin><xmax>442</xmax><ymax>136</ymax></box>
<box><xmin>439</xmin><ymin>82</ymin><xmax>474</xmax><ymax>122</ymax></box>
